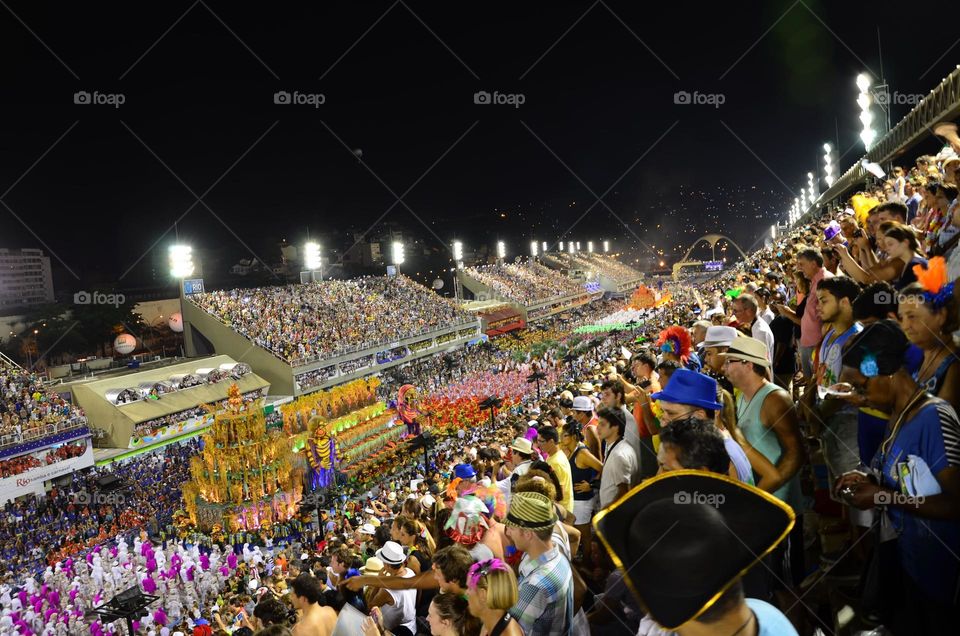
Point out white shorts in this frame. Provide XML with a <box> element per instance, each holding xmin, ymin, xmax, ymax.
<box><xmin>573</xmin><ymin>496</ymin><xmax>596</xmax><ymax>525</ymax></box>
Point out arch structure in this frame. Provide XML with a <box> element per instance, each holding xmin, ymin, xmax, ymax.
<box><xmin>678</xmin><ymin>234</ymin><xmax>749</xmax><ymax>264</ymax></box>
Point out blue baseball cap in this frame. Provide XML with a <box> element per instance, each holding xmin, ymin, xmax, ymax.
<box><xmin>650</xmin><ymin>369</ymin><xmax>722</xmax><ymax>412</ymax></box>
<box><xmin>454</xmin><ymin>464</ymin><xmax>476</xmax><ymax>480</ymax></box>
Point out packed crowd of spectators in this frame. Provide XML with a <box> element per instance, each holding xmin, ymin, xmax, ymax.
<box><xmin>191</xmin><ymin>276</ymin><xmax>474</xmax><ymax>365</ymax></box>
<box><xmin>130</xmin><ymin>388</ymin><xmax>266</xmax><ymax>440</ymax></box>
<box><xmin>8</xmin><ymin>134</ymin><xmax>960</xmax><ymax>635</ymax></box>
<box><xmin>1</xmin><ymin>367</ymin><xmax>86</xmax><ymax>451</ymax></box>
<box><xmin>132</xmin><ymin>405</ymin><xmax>208</xmax><ymax>439</ymax></box>
<box><xmin>1</xmin><ymin>440</ymin><xmax>198</xmax><ymax>579</ymax></box>
<box><xmin>295</xmin><ymin>365</ymin><xmax>339</xmax><ymax>392</ymax></box>
<box><xmin>0</xmin><ymin>440</ymin><xmax>88</xmax><ymax>479</ymax></box>
<box><xmin>545</xmin><ymin>252</ymin><xmax>644</xmax><ymax>283</ymax></box>
<box><xmin>464</xmin><ymin>261</ymin><xmax>585</xmax><ymax>305</ymax></box>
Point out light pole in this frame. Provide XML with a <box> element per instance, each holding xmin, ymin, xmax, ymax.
<box><xmin>497</xmin><ymin>241</ymin><xmax>506</xmax><ymax>263</ymax></box>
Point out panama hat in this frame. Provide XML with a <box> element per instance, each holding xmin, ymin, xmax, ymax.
<box><xmin>697</xmin><ymin>326</ymin><xmax>739</xmax><ymax>349</ymax></box>
<box><xmin>375</xmin><ymin>541</ymin><xmax>407</xmax><ymax>566</ymax></box>
<box><xmin>360</xmin><ymin>556</ymin><xmax>384</xmax><ymax>574</ymax></box>
<box><xmin>571</xmin><ymin>396</ymin><xmax>593</xmax><ymax>412</ymax></box>
<box><xmin>510</xmin><ymin>437</ymin><xmax>534</xmax><ymax>455</ymax></box>
<box><xmin>722</xmin><ymin>336</ymin><xmax>770</xmax><ymax>369</ymax></box>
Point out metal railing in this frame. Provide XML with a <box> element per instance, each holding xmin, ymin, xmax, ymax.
<box><xmin>0</xmin><ymin>351</ymin><xmax>23</xmax><ymax>371</ymax></box>
<box><xmin>287</xmin><ymin>319</ymin><xmax>479</xmax><ymax>369</ymax></box>
<box><xmin>0</xmin><ymin>417</ymin><xmax>89</xmax><ymax>452</ymax></box>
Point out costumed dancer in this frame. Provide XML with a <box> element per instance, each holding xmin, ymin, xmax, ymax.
<box><xmin>397</xmin><ymin>384</ymin><xmax>428</xmax><ymax>437</ymax></box>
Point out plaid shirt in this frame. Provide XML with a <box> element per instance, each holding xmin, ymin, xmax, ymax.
<box><xmin>510</xmin><ymin>544</ymin><xmax>573</xmax><ymax>636</ymax></box>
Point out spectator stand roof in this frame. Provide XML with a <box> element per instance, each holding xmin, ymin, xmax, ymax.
<box><xmin>70</xmin><ymin>355</ymin><xmax>269</xmax><ymax>450</ymax></box>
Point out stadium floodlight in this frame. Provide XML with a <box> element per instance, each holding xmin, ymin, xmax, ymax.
<box><xmin>392</xmin><ymin>241</ymin><xmax>405</xmax><ymax>265</ymax></box>
<box><xmin>169</xmin><ymin>244</ymin><xmax>194</xmax><ymax>278</ymax></box>
<box><xmin>530</xmin><ymin>241</ymin><xmax>538</xmax><ymax>257</ymax></box>
<box><xmin>771</xmin><ymin>225</ymin><xmax>777</xmax><ymax>239</ymax></box>
<box><xmin>559</xmin><ymin>241</ymin><xmax>565</xmax><ymax>251</ymax></box>
<box><xmin>807</xmin><ymin>172</ymin><xmax>817</xmax><ymax>206</ymax></box>
<box><xmin>568</xmin><ymin>242</ymin><xmax>575</xmax><ymax>254</ymax></box>
<box><xmin>304</xmin><ymin>241</ymin><xmax>321</xmax><ymax>271</ymax></box>
<box><xmin>603</xmin><ymin>240</ymin><xmax>610</xmax><ymax>253</ymax></box>
<box><xmin>587</xmin><ymin>241</ymin><xmax>594</xmax><ymax>253</ymax></box>
<box><xmin>542</xmin><ymin>241</ymin><xmax>548</xmax><ymax>252</ymax></box>
<box><xmin>452</xmin><ymin>240</ymin><xmax>463</xmax><ymax>262</ymax></box>
<box><xmin>497</xmin><ymin>241</ymin><xmax>506</xmax><ymax>259</ymax></box>
<box><xmin>823</xmin><ymin>143</ymin><xmax>835</xmax><ymax>187</ymax></box>
<box><xmin>857</xmin><ymin>73</ymin><xmax>877</xmax><ymax>150</ymax></box>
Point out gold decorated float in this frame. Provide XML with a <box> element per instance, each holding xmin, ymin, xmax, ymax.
<box><xmin>182</xmin><ymin>384</ymin><xmax>303</xmax><ymax>532</ymax></box>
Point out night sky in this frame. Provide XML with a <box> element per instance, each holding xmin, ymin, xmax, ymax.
<box><xmin>1</xmin><ymin>0</ymin><xmax>954</xmax><ymax>293</ymax></box>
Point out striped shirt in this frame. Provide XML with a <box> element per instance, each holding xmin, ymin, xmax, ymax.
<box><xmin>510</xmin><ymin>545</ymin><xmax>573</xmax><ymax>636</ymax></box>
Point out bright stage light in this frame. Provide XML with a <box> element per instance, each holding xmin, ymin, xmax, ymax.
<box><xmin>304</xmin><ymin>242</ymin><xmax>321</xmax><ymax>271</ymax></box>
<box><xmin>169</xmin><ymin>244</ymin><xmax>194</xmax><ymax>278</ymax></box>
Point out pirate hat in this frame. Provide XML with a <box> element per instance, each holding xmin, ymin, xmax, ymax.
<box><xmin>593</xmin><ymin>470</ymin><xmax>794</xmax><ymax>630</ymax></box>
